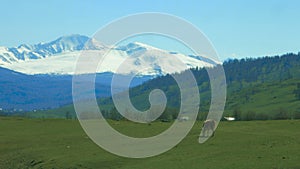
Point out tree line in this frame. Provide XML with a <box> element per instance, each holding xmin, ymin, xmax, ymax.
<box><xmin>100</xmin><ymin>52</ymin><xmax>300</xmax><ymax>121</ymax></box>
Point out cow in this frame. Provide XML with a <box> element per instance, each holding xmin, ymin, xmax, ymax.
<box><xmin>201</xmin><ymin>119</ymin><xmax>216</xmax><ymax>137</ymax></box>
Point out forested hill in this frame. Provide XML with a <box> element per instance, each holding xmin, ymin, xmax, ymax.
<box><xmin>133</xmin><ymin>52</ymin><xmax>300</xmax><ymax>91</ymax></box>
<box><xmin>100</xmin><ymin>52</ymin><xmax>300</xmax><ymax>120</ymax></box>
<box><xmin>223</xmin><ymin>53</ymin><xmax>300</xmax><ymax>83</ymax></box>
<box><xmin>23</xmin><ymin>52</ymin><xmax>300</xmax><ymax>120</ymax></box>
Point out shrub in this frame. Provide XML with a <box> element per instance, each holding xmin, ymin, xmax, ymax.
<box><xmin>197</xmin><ymin>111</ymin><xmax>208</xmax><ymax>121</ymax></box>
<box><xmin>294</xmin><ymin>83</ymin><xmax>300</xmax><ymax>100</ymax></box>
<box><xmin>241</xmin><ymin>111</ymin><xmax>256</xmax><ymax>121</ymax></box>
<box><xmin>255</xmin><ymin>113</ymin><xmax>269</xmax><ymax>120</ymax></box>
<box><xmin>293</xmin><ymin>111</ymin><xmax>300</xmax><ymax>119</ymax></box>
<box><xmin>233</xmin><ymin>108</ymin><xmax>242</xmax><ymax>121</ymax></box>
<box><xmin>273</xmin><ymin>108</ymin><xmax>289</xmax><ymax>120</ymax></box>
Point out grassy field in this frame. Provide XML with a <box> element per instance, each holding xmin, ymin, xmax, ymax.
<box><xmin>0</xmin><ymin>117</ymin><xmax>299</xmax><ymax>169</ymax></box>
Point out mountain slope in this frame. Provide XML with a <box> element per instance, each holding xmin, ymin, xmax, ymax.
<box><xmin>0</xmin><ymin>35</ymin><xmax>218</xmax><ymax>75</ymax></box>
<box><xmin>0</xmin><ymin>35</ymin><xmax>106</xmax><ymax>65</ymax></box>
<box><xmin>124</xmin><ymin>53</ymin><xmax>300</xmax><ymax>113</ymax></box>
<box><xmin>0</xmin><ymin>67</ymin><xmax>151</xmax><ymax>111</ymax></box>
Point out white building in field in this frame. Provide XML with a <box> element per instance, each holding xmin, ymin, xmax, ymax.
<box><xmin>224</xmin><ymin>116</ymin><xmax>235</xmax><ymax>121</ymax></box>
<box><xmin>178</xmin><ymin>116</ymin><xmax>189</xmax><ymax>122</ymax></box>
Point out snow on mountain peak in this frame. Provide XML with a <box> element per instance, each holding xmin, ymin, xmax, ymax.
<box><xmin>34</xmin><ymin>34</ymin><xmax>89</xmax><ymax>53</ymax></box>
<box><xmin>0</xmin><ymin>34</ymin><xmax>109</xmax><ymax>64</ymax></box>
<box><xmin>0</xmin><ymin>35</ymin><xmax>218</xmax><ymax>75</ymax></box>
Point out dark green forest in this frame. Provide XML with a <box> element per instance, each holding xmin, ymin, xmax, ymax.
<box><xmin>99</xmin><ymin>52</ymin><xmax>300</xmax><ymax>121</ymax></box>
<box><xmin>13</xmin><ymin>52</ymin><xmax>300</xmax><ymax>121</ymax></box>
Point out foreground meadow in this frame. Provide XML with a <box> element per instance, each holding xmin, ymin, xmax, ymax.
<box><xmin>0</xmin><ymin>117</ymin><xmax>299</xmax><ymax>169</ymax></box>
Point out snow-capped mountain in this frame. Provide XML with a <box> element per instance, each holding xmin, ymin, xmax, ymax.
<box><xmin>0</xmin><ymin>35</ymin><xmax>105</xmax><ymax>65</ymax></box>
<box><xmin>0</xmin><ymin>35</ymin><xmax>219</xmax><ymax>75</ymax></box>
<box><xmin>0</xmin><ymin>35</ymin><xmax>220</xmax><ymax>111</ymax></box>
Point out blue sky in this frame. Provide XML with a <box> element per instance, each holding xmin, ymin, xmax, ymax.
<box><xmin>1</xmin><ymin>0</ymin><xmax>300</xmax><ymax>60</ymax></box>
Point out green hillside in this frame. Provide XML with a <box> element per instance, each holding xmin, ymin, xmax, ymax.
<box><xmin>20</xmin><ymin>53</ymin><xmax>300</xmax><ymax>120</ymax></box>
<box><xmin>224</xmin><ymin>79</ymin><xmax>300</xmax><ymax>119</ymax></box>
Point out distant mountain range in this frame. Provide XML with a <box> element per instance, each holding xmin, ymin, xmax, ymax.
<box><xmin>0</xmin><ymin>34</ymin><xmax>218</xmax><ymax>111</ymax></box>
<box><xmin>0</xmin><ymin>35</ymin><xmax>105</xmax><ymax>64</ymax></box>
<box><xmin>0</xmin><ymin>34</ymin><xmax>218</xmax><ymax>75</ymax></box>
<box><xmin>0</xmin><ymin>67</ymin><xmax>151</xmax><ymax>111</ymax></box>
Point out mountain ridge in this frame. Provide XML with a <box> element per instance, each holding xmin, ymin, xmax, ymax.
<box><xmin>0</xmin><ymin>35</ymin><xmax>90</xmax><ymax>64</ymax></box>
<box><xmin>0</xmin><ymin>34</ymin><xmax>218</xmax><ymax>76</ymax></box>
<box><xmin>0</xmin><ymin>67</ymin><xmax>152</xmax><ymax>111</ymax></box>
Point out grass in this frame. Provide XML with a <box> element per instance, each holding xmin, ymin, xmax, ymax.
<box><xmin>224</xmin><ymin>79</ymin><xmax>300</xmax><ymax>117</ymax></box>
<box><xmin>0</xmin><ymin>117</ymin><xmax>299</xmax><ymax>169</ymax></box>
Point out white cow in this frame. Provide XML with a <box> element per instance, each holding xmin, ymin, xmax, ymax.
<box><xmin>201</xmin><ymin>119</ymin><xmax>216</xmax><ymax>137</ymax></box>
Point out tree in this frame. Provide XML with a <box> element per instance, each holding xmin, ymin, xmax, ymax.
<box><xmin>293</xmin><ymin>111</ymin><xmax>300</xmax><ymax>119</ymax></box>
<box><xmin>242</xmin><ymin>111</ymin><xmax>256</xmax><ymax>121</ymax></box>
<box><xmin>255</xmin><ymin>113</ymin><xmax>269</xmax><ymax>120</ymax></box>
<box><xmin>273</xmin><ymin>108</ymin><xmax>289</xmax><ymax>120</ymax></box>
<box><xmin>152</xmin><ymin>107</ymin><xmax>178</xmax><ymax>122</ymax></box>
<box><xmin>0</xmin><ymin>110</ymin><xmax>5</xmax><ymax>117</ymax></box>
<box><xmin>65</xmin><ymin>111</ymin><xmax>71</xmax><ymax>119</ymax></box>
<box><xmin>101</xmin><ymin>109</ymin><xmax>110</xmax><ymax>119</ymax></box>
<box><xmin>110</xmin><ymin>107</ymin><xmax>122</xmax><ymax>121</ymax></box>
<box><xmin>294</xmin><ymin>83</ymin><xmax>300</xmax><ymax>100</ymax></box>
<box><xmin>233</xmin><ymin>108</ymin><xmax>242</xmax><ymax>121</ymax></box>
